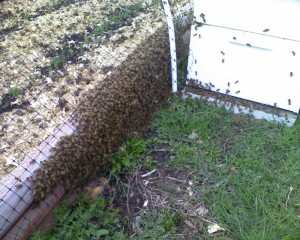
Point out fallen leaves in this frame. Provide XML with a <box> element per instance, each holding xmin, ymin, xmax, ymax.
<box><xmin>188</xmin><ymin>130</ymin><xmax>199</xmax><ymax>140</ymax></box>
<box><xmin>208</xmin><ymin>223</ymin><xmax>225</xmax><ymax>234</ymax></box>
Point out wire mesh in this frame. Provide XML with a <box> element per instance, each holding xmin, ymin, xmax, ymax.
<box><xmin>0</xmin><ymin>0</ymin><xmax>192</xmax><ymax>239</ymax></box>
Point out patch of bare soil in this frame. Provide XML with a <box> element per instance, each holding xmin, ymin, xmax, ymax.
<box><xmin>107</xmin><ymin>143</ymin><xmax>208</xmax><ymax>239</ymax></box>
<box><xmin>0</xmin><ymin>0</ymin><xmax>169</xmax><ymax>180</ymax></box>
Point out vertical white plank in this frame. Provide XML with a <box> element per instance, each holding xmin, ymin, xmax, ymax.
<box><xmin>162</xmin><ymin>0</ymin><xmax>178</xmax><ymax>93</ymax></box>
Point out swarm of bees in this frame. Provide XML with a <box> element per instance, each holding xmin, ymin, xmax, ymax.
<box><xmin>32</xmin><ymin>25</ymin><xmax>172</xmax><ymax>203</ymax></box>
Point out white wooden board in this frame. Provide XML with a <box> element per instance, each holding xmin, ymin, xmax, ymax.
<box><xmin>194</xmin><ymin>0</ymin><xmax>300</xmax><ymax>40</ymax></box>
<box><xmin>187</xmin><ymin>0</ymin><xmax>300</xmax><ymax>113</ymax></box>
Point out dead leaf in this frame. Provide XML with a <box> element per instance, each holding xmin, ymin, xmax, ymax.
<box><xmin>132</xmin><ymin>216</ymin><xmax>142</xmax><ymax>233</ymax></box>
<box><xmin>229</xmin><ymin>167</ymin><xmax>236</xmax><ymax>173</ymax></box>
<box><xmin>143</xmin><ymin>200</ymin><xmax>149</xmax><ymax>207</ymax></box>
<box><xmin>187</xmin><ymin>186</ymin><xmax>193</xmax><ymax>196</ymax></box>
<box><xmin>188</xmin><ymin>130</ymin><xmax>198</xmax><ymax>140</ymax></box>
<box><xmin>196</xmin><ymin>205</ymin><xmax>209</xmax><ymax>216</ymax></box>
<box><xmin>184</xmin><ymin>219</ymin><xmax>197</xmax><ymax>229</ymax></box>
<box><xmin>208</xmin><ymin>223</ymin><xmax>225</xmax><ymax>234</ymax></box>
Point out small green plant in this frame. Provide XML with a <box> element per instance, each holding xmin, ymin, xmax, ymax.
<box><xmin>28</xmin><ymin>74</ymin><xmax>40</xmax><ymax>85</ymax></box>
<box><xmin>110</xmin><ymin>137</ymin><xmax>147</xmax><ymax>174</ymax></box>
<box><xmin>93</xmin><ymin>1</ymin><xmax>144</xmax><ymax>37</ymax></box>
<box><xmin>31</xmin><ymin>197</ymin><xmax>128</xmax><ymax>239</ymax></box>
<box><xmin>9</xmin><ymin>86</ymin><xmax>23</xmax><ymax>98</ymax></box>
<box><xmin>51</xmin><ymin>53</ymin><xmax>65</xmax><ymax>70</ymax></box>
<box><xmin>68</xmin><ymin>48</ymin><xmax>75</xmax><ymax>57</ymax></box>
<box><xmin>21</xmin><ymin>12</ymin><xmax>31</xmax><ymax>21</ymax></box>
<box><xmin>142</xmin><ymin>156</ymin><xmax>156</xmax><ymax>170</ymax></box>
<box><xmin>83</xmin><ymin>35</ymin><xmax>91</xmax><ymax>44</ymax></box>
<box><xmin>136</xmin><ymin>208</ymin><xmax>181</xmax><ymax>239</ymax></box>
<box><xmin>93</xmin><ymin>22</ymin><xmax>110</xmax><ymax>36</ymax></box>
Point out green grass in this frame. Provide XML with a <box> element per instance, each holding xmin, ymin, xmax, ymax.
<box><xmin>31</xmin><ymin>197</ymin><xmax>128</xmax><ymax>240</ymax></box>
<box><xmin>31</xmin><ymin>97</ymin><xmax>300</xmax><ymax>239</ymax></box>
<box><xmin>109</xmin><ymin>137</ymin><xmax>147</xmax><ymax>174</ymax></box>
<box><xmin>152</xmin><ymin>97</ymin><xmax>300</xmax><ymax>239</ymax></box>
<box><xmin>9</xmin><ymin>86</ymin><xmax>23</xmax><ymax>98</ymax></box>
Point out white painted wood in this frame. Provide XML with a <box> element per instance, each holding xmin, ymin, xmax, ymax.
<box><xmin>187</xmin><ymin>0</ymin><xmax>300</xmax><ymax>113</ymax></box>
<box><xmin>0</xmin><ymin>120</ymin><xmax>75</xmax><ymax>238</ymax></box>
<box><xmin>194</xmin><ymin>0</ymin><xmax>300</xmax><ymax>41</ymax></box>
<box><xmin>162</xmin><ymin>0</ymin><xmax>178</xmax><ymax>93</ymax></box>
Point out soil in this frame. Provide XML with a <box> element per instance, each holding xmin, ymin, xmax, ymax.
<box><xmin>106</xmin><ymin>140</ymin><xmax>206</xmax><ymax>238</ymax></box>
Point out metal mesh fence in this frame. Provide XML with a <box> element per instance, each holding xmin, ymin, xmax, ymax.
<box><xmin>0</xmin><ymin>0</ymin><xmax>192</xmax><ymax>239</ymax></box>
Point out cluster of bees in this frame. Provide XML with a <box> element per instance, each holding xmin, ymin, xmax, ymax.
<box><xmin>32</xmin><ymin>24</ymin><xmax>172</xmax><ymax>203</ymax></box>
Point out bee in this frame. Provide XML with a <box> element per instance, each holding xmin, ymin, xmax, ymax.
<box><xmin>292</xmin><ymin>51</ymin><xmax>296</xmax><ymax>56</ymax></box>
<box><xmin>290</xmin><ymin>72</ymin><xmax>293</xmax><ymax>77</ymax></box>
<box><xmin>222</xmin><ymin>59</ymin><xmax>225</xmax><ymax>63</ymax></box>
<box><xmin>199</xmin><ymin>34</ymin><xmax>201</xmax><ymax>38</ymax></box>
<box><xmin>216</xmin><ymin>88</ymin><xmax>220</xmax><ymax>92</ymax></box>
<box><xmin>285</xmin><ymin>113</ymin><xmax>288</xmax><ymax>120</ymax></box>
<box><xmin>226</xmin><ymin>89</ymin><xmax>230</xmax><ymax>94</ymax></box>
<box><xmin>233</xmin><ymin>37</ymin><xmax>236</xmax><ymax>40</ymax></box>
<box><xmin>234</xmin><ymin>80</ymin><xmax>239</xmax><ymax>84</ymax></box>
<box><xmin>235</xmin><ymin>91</ymin><xmax>240</xmax><ymax>94</ymax></box>
<box><xmin>273</xmin><ymin>102</ymin><xmax>277</xmax><ymax>107</ymax></box>
<box><xmin>200</xmin><ymin>13</ymin><xmax>206</xmax><ymax>23</ymax></box>
<box><xmin>195</xmin><ymin>71</ymin><xmax>197</xmax><ymax>76</ymax></box>
<box><xmin>209</xmin><ymin>82</ymin><xmax>215</xmax><ymax>87</ymax></box>
<box><xmin>27</xmin><ymin>176</ymin><xmax>34</xmax><ymax>182</ymax></box>
<box><xmin>195</xmin><ymin>59</ymin><xmax>197</xmax><ymax>64</ymax></box>
<box><xmin>30</xmin><ymin>159</ymin><xmax>37</xmax><ymax>164</ymax></box>
<box><xmin>227</xmin><ymin>82</ymin><xmax>230</xmax><ymax>87</ymax></box>
<box><xmin>194</xmin><ymin>21</ymin><xmax>204</xmax><ymax>28</ymax></box>
<box><xmin>193</xmin><ymin>33</ymin><xmax>197</xmax><ymax>37</ymax></box>
<box><xmin>15</xmin><ymin>183</ymin><xmax>23</xmax><ymax>189</ymax></box>
<box><xmin>263</xmin><ymin>29</ymin><xmax>269</xmax><ymax>32</ymax></box>
<box><xmin>288</xmin><ymin>99</ymin><xmax>291</xmax><ymax>105</ymax></box>
<box><xmin>15</xmin><ymin>177</ymin><xmax>22</xmax><ymax>182</ymax></box>
<box><xmin>221</xmin><ymin>51</ymin><xmax>225</xmax><ymax>55</ymax></box>
<box><xmin>86</xmin><ymin>186</ymin><xmax>104</xmax><ymax>199</ymax></box>
<box><xmin>246</xmin><ymin>43</ymin><xmax>251</xmax><ymax>47</ymax></box>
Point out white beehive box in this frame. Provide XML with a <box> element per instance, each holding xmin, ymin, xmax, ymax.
<box><xmin>187</xmin><ymin>0</ymin><xmax>300</xmax><ymax>114</ymax></box>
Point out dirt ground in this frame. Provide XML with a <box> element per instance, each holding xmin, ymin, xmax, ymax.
<box><xmin>99</xmin><ymin>141</ymin><xmax>207</xmax><ymax>239</ymax></box>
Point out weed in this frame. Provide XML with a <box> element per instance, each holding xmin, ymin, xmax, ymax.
<box><xmin>51</xmin><ymin>53</ymin><xmax>65</xmax><ymax>70</ymax></box>
<box><xmin>110</xmin><ymin>137</ymin><xmax>147</xmax><ymax>174</ymax></box>
<box><xmin>21</xmin><ymin>12</ymin><xmax>31</xmax><ymax>21</ymax></box>
<box><xmin>68</xmin><ymin>48</ymin><xmax>75</xmax><ymax>57</ymax></box>
<box><xmin>136</xmin><ymin>208</ymin><xmax>181</xmax><ymax>239</ymax></box>
<box><xmin>93</xmin><ymin>2</ymin><xmax>144</xmax><ymax>37</ymax></box>
<box><xmin>83</xmin><ymin>35</ymin><xmax>91</xmax><ymax>44</ymax></box>
<box><xmin>31</xmin><ymin>197</ymin><xmax>128</xmax><ymax>240</ymax></box>
<box><xmin>9</xmin><ymin>86</ymin><xmax>23</xmax><ymax>98</ymax></box>
<box><xmin>141</xmin><ymin>156</ymin><xmax>156</xmax><ymax>170</ymax></box>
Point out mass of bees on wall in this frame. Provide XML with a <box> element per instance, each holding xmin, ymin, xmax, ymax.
<box><xmin>32</xmin><ymin>26</ymin><xmax>172</xmax><ymax>203</ymax></box>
